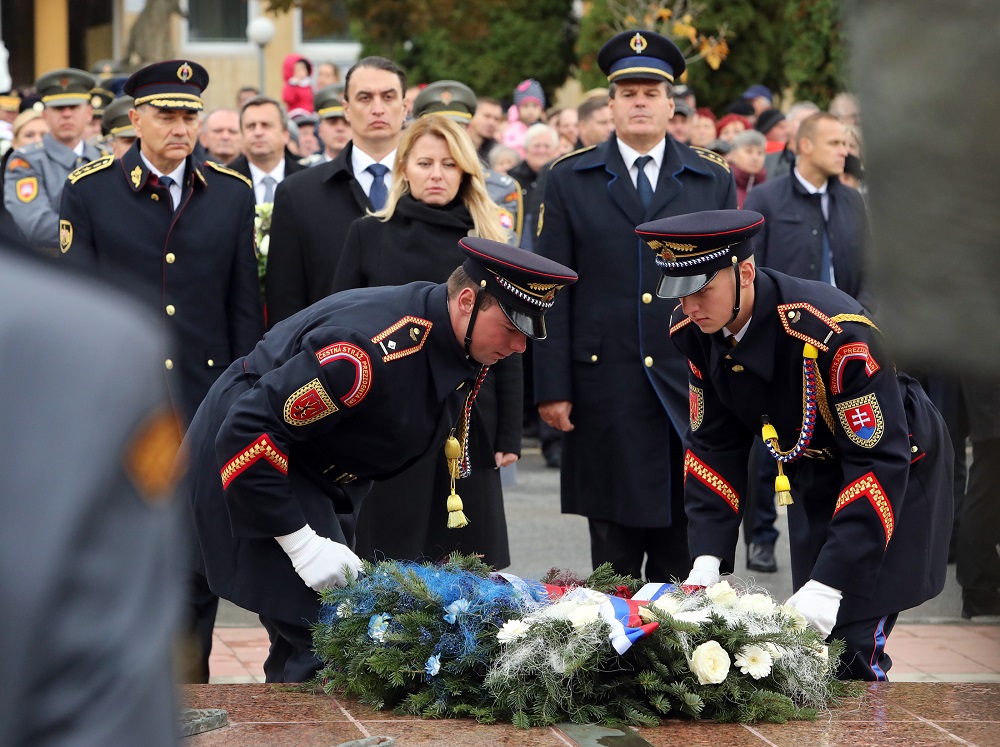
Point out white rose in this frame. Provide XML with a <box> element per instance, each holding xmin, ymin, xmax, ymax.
<box><xmin>652</xmin><ymin>596</ymin><xmax>683</xmax><ymax>617</ymax></box>
<box><xmin>564</xmin><ymin>602</ymin><xmax>602</xmax><ymax>629</ymax></box>
<box><xmin>734</xmin><ymin>644</ymin><xmax>773</xmax><ymax>679</ymax></box>
<box><xmin>259</xmin><ymin>234</ymin><xmax>270</xmax><ymax>257</ymax></box>
<box><xmin>736</xmin><ymin>593</ymin><xmax>776</xmax><ymax>616</ymax></box>
<box><xmin>690</xmin><ymin>640</ymin><xmax>731</xmax><ymax>685</ymax></box>
<box><xmin>777</xmin><ymin>604</ymin><xmax>809</xmax><ymax>630</ymax></box>
<box><xmin>705</xmin><ymin>580</ymin><xmax>739</xmax><ymax>607</ymax></box>
<box><xmin>497</xmin><ymin>619</ymin><xmax>532</xmax><ymax>643</ymax></box>
<box><xmin>764</xmin><ymin>642</ymin><xmax>784</xmax><ymax>660</ymax></box>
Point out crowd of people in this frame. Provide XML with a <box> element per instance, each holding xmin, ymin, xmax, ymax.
<box><xmin>0</xmin><ymin>23</ymin><xmax>992</xmax><ymax>713</ymax></box>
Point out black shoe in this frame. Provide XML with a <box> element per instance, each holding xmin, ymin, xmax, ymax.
<box><xmin>961</xmin><ymin>588</ymin><xmax>1000</xmax><ymax>619</ymax></box>
<box><xmin>746</xmin><ymin>543</ymin><xmax>778</xmax><ymax>573</ymax></box>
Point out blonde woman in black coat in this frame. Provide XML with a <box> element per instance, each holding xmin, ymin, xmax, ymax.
<box><xmin>333</xmin><ymin>115</ymin><xmax>519</xmax><ymax>568</ymax></box>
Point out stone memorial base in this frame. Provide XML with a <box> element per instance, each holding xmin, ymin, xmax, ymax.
<box><xmin>181</xmin><ymin>682</ymin><xmax>1000</xmax><ymax>746</ymax></box>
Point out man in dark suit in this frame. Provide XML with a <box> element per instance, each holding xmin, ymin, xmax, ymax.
<box><xmin>533</xmin><ymin>30</ymin><xmax>736</xmax><ymax>583</ymax></box>
<box><xmin>0</xmin><ymin>246</ymin><xmax>184</xmax><ymax>746</ymax></box>
<box><xmin>227</xmin><ymin>95</ymin><xmax>306</xmax><ymax>204</ymax></box>
<box><xmin>742</xmin><ymin>111</ymin><xmax>870</xmax><ymax>574</ymax></box>
<box><xmin>640</xmin><ymin>209</ymin><xmax>951</xmax><ymax>680</ymax></box>
<box><xmin>264</xmin><ymin>56</ymin><xmax>407</xmax><ymax>327</ymax></box>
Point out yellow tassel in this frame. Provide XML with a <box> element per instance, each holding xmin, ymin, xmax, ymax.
<box><xmin>447</xmin><ymin>490</ymin><xmax>469</xmax><ymax>528</ymax></box>
<box><xmin>774</xmin><ymin>465</ymin><xmax>793</xmax><ymax>506</ymax></box>
<box><xmin>444</xmin><ymin>435</ymin><xmax>469</xmax><ymax>527</ymax></box>
<box><xmin>803</xmin><ymin>343</ymin><xmax>819</xmax><ymax>359</ymax></box>
<box><xmin>761</xmin><ymin>423</ymin><xmax>778</xmax><ymax>442</ymax></box>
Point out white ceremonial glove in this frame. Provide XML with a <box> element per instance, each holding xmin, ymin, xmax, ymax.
<box><xmin>275</xmin><ymin>524</ymin><xmax>363</xmax><ymax>592</ymax></box>
<box><xmin>786</xmin><ymin>579</ymin><xmax>843</xmax><ymax>639</ymax></box>
<box><xmin>682</xmin><ymin>555</ymin><xmax>722</xmax><ymax>587</ymax></box>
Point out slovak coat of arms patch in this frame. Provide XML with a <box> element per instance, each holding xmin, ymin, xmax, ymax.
<box><xmin>836</xmin><ymin>393</ymin><xmax>884</xmax><ymax>447</ymax></box>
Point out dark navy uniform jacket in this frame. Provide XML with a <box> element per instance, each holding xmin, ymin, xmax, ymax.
<box><xmin>533</xmin><ymin>136</ymin><xmax>735</xmax><ymax>527</ymax></box>
<box><xmin>671</xmin><ymin>269</ymin><xmax>952</xmax><ymax>623</ymax></box>
<box><xmin>59</xmin><ymin>142</ymin><xmax>264</xmax><ymax>425</ymax></box>
<box><xmin>183</xmin><ymin>282</ymin><xmax>478</xmax><ymax>625</ymax></box>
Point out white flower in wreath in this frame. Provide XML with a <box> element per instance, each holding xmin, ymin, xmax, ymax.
<box><xmin>734</xmin><ymin>644</ymin><xmax>773</xmax><ymax>679</ymax></box>
<box><xmin>563</xmin><ymin>600</ymin><xmax>602</xmax><ymax>629</ymax></box>
<box><xmin>497</xmin><ymin>619</ymin><xmax>532</xmax><ymax>643</ymax></box>
<box><xmin>764</xmin><ymin>642</ymin><xmax>784</xmax><ymax>661</ymax></box>
<box><xmin>638</xmin><ymin>595</ymin><xmax>683</xmax><ymax>622</ymax></box>
<box><xmin>736</xmin><ymin>593</ymin><xmax>776</xmax><ymax>616</ymax></box>
<box><xmin>690</xmin><ymin>640</ymin><xmax>731</xmax><ymax>685</ymax></box>
<box><xmin>777</xmin><ymin>604</ymin><xmax>809</xmax><ymax>631</ymax></box>
<box><xmin>672</xmin><ymin>608</ymin><xmax>712</xmax><ymax>625</ymax></box>
<box><xmin>705</xmin><ymin>580</ymin><xmax>739</xmax><ymax>607</ymax></box>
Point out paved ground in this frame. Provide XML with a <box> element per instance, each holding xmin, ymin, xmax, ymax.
<box><xmin>212</xmin><ymin>445</ymin><xmax>1000</xmax><ymax>684</ymax></box>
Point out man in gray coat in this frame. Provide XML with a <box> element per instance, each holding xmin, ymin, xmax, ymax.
<box><xmin>3</xmin><ymin>68</ymin><xmax>101</xmax><ymax>252</ymax></box>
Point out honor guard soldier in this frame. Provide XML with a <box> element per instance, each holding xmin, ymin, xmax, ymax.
<box><xmin>638</xmin><ymin>209</ymin><xmax>952</xmax><ymax>681</ymax></box>
<box><xmin>182</xmin><ymin>238</ymin><xmax>576</xmax><ymax>683</ymax></box>
<box><xmin>99</xmin><ymin>95</ymin><xmax>137</xmax><ymax>159</ymax></box>
<box><xmin>412</xmin><ymin>80</ymin><xmax>523</xmax><ymax>245</ymax></box>
<box><xmin>4</xmin><ymin>68</ymin><xmax>101</xmax><ymax>252</ymax></box>
<box><xmin>59</xmin><ymin>60</ymin><xmax>263</xmax><ymax>427</ymax></box>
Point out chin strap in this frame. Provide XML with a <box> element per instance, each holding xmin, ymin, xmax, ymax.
<box><xmin>463</xmin><ymin>286</ymin><xmax>487</xmax><ymax>360</ymax></box>
<box><xmin>727</xmin><ymin>262</ymin><xmax>741</xmax><ymax>326</ymax></box>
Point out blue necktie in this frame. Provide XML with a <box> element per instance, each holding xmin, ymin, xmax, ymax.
<box><xmin>366</xmin><ymin>163</ymin><xmax>389</xmax><ymax>210</ymax></box>
<box><xmin>158</xmin><ymin>175</ymin><xmax>175</xmax><ymax>210</ymax></box>
<box><xmin>819</xmin><ymin>223</ymin><xmax>833</xmax><ymax>284</ymax></box>
<box><xmin>261</xmin><ymin>175</ymin><xmax>276</xmax><ymax>204</ymax></box>
<box><xmin>634</xmin><ymin>155</ymin><xmax>653</xmax><ymax>211</ymax></box>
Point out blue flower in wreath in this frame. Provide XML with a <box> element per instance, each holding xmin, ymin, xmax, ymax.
<box><xmin>367</xmin><ymin>613</ymin><xmax>392</xmax><ymax>643</ymax></box>
<box><xmin>425</xmin><ymin>653</ymin><xmax>441</xmax><ymax>678</ymax></box>
<box><xmin>443</xmin><ymin>598</ymin><xmax>470</xmax><ymax>624</ymax></box>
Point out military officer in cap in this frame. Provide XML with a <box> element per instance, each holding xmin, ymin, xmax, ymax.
<box><xmin>413</xmin><ymin>79</ymin><xmax>523</xmax><ymax>245</ymax></box>
<box><xmin>86</xmin><ymin>86</ymin><xmax>115</xmax><ymax>150</ymax></box>
<box><xmin>4</xmin><ymin>68</ymin><xmax>101</xmax><ymax>252</ymax></box>
<box><xmin>99</xmin><ymin>95</ymin><xmax>137</xmax><ymax>159</ymax></box>
<box><xmin>59</xmin><ymin>59</ymin><xmax>263</xmax><ymax>427</ymax></box>
<box><xmin>637</xmin><ymin>209</ymin><xmax>952</xmax><ymax>680</ymax></box>
<box><xmin>297</xmin><ymin>83</ymin><xmax>351</xmax><ymax>166</ymax></box>
<box><xmin>181</xmin><ymin>237</ymin><xmax>576</xmax><ymax>682</ymax></box>
<box><xmin>533</xmin><ymin>30</ymin><xmax>736</xmax><ymax>583</ymax></box>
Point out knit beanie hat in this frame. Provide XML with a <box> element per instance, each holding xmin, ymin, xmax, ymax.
<box><xmin>514</xmin><ymin>78</ymin><xmax>545</xmax><ymax>108</ymax></box>
<box><xmin>716</xmin><ymin>113</ymin><xmax>752</xmax><ymax>137</ymax></box>
<box><xmin>754</xmin><ymin>108</ymin><xmax>786</xmax><ymax>136</ymax></box>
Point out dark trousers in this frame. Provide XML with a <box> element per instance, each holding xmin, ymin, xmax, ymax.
<box><xmin>180</xmin><ymin>571</ymin><xmax>219</xmax><ymax>684</ymax></box>
<box><xmin>259</xmin><ymin>614</ymin><xmax>323</xmax><ymax>683</ymax></box>
<box><xmin>588</xmin><ymin>481</ymin><xmax>690</xmax><ymax>582</ymax></box>
<box><xmin>831</xmin><ymin>613</ymin><xmax>898</xmax><ymax>681</ymax></box>
<box><xmin>745</xmin><ymin>437</ymin><xmax>780</xmax><ymax>547</ymax></box>
<box><xmin>957</xmin><ymin>437</ymin><xmax>1000</xmax><ymax>592</ymax></box>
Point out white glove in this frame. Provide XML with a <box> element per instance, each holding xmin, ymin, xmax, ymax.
<box><xmin>682</xmin><ymin>555</ymin><xmax>722</xmax><ymax>587</ymax></box>
<box><xmin>786</xmin><ymin>579</ymin><xmax>843</xmax><ymax>638</ymax></box>
<box><xmin>275</xmin><ymin>524</ymin><xmax>363</xmax><ymax>591</ymax></box>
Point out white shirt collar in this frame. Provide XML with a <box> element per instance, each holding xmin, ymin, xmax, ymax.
<box><xmin>793</xmin><ymin>166</ymin><xmax>827</xmax><ymax>196</ymax></box>
<box><xmin>139</xmin><ymin>151</ymin><xmax>185</xmax><ymax>186</ymax></box>
<box><xmin>352</xmin><ymin>147</ymin><xmax>396</xmax><ymax>177</ymax></box>
<box><xmin>616</xmin><ymin>137</ymin><xmax>667</xmax><ymax>171</ymax></box>
<box><xmin>724</xmin><ymin>316</ymin><xmax>752</xmax><ymax>343</ymax></box>
<box><xmin>247</xmin><ymin>159</ymin><xmax>285</xmax><ymax>186</ymax></box>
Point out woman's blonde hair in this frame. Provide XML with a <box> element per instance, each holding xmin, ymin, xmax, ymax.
<box><xmin>376</xmin><ymin>115</ymin><xmax>508</xmax><ymax>243</ymax></box>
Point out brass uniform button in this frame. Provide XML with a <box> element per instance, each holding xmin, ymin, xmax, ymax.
<box><xmin>911</xmin><ymin>445</ymin><xmax>919</xmax><ymax>453</ymax></box>
<box><xmin>165</xmin><ymin>304</ymin><xmax>175</xmax><ymax>316</ymax></box>
<box><xmin>732</xmin><ymin>364</ymin><xmax>744</xmax><ymax>373</ymax></box>
<box><xmin>151</xmin><ymin>193</ymin><xmax>159</xmax><ymax>201</ymax></box>
<box><xmin>591</xmin><ymin>354</ymin><xmax>598</xmax><ymax>362</ymax></box>
<box><xmin>164</xmin><ymin>359</ymin><xmax>173</xmax><ymax>370</ymax></box>
<box><xmin>644</xmin><ymin>356</ymin><xmax>653</xmax><ymax>367</ymax></box>
<box><xmin>165</xmin><ymin>252</ymin><xmax>175</xmax><ymax>264</ymax></box>
<box><xmin>641</xmin><ymin>292</ymin><xmax>653</xmax><ymax>304</ymax></box>
<box><xmin>207</xmin><ymin>359</ymin><xmax>214</xmax><ymax>367</ymax></box>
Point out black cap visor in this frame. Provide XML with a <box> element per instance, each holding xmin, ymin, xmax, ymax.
<box><xmin>499</xmin><ymin>302</ymin><xmax>546</xmax><ymax>340</ymax></box>
<box><xmin>655</xmin><ymin>270</ymin><xmax>719</xmax><ymax>299</ymax></box>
